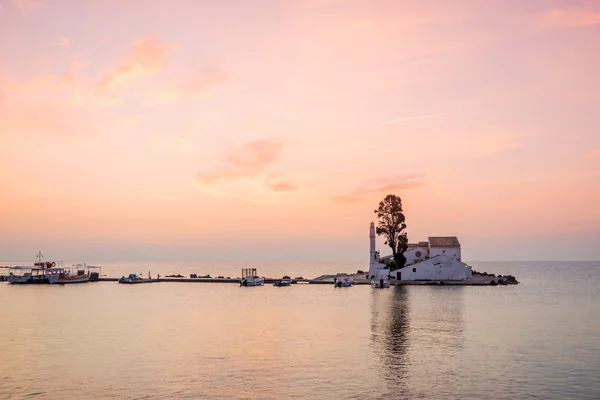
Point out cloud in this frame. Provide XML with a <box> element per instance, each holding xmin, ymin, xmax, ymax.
<box><xmin>586</xmin><ymin>148</ymin><xmax>600</xmax><ymax>159</ymax></box>
<box><xmin>383</xmin><ymin>113</ymin><xmax>444</xmax><ymax>124</ymax></box>
<box><xmin>14</xmin><ymin>0</ymin><xmax>42</xmax><ymax>13</ymax></box>
<box><xmin>123</xmin><ymin>115</ymin><xmax>140</xmax><ymax>127</ymax></box>
<box><xmin>267</xmin><ymin>181</ymin><xmax>300</xmax><ymax>192</ymax></box>
<box><xmin>470</xmin><ymin>135</ymin><xmax>525</xmax><ymax>159</ymax></box>
<box><xmin>536</xmin><ymin>8</ymin><xmax>600</xmax><ymax>28</ymax></box>
<box><xmin>143</xmin><ymin>69</ymin><xmax>227</xmax><ymax>106</ymax></box>
<box><xmin>97</xmin><ymin>36</ymin><xmax>175</xmax><ymax>89</ymax></box>
<box><xmin>197</xmin><ymin>138</ymin><xmax>283</xmax><ymax>184</ymax></box>
<box><xmin>51</xmin><ymin>37</ymin><xmax>71</xmax><ymax>47</ymax></box>
<box><xmin>196</xmin><ymin>138</ymin><xmax>301</xmax><ymax>200</ymax></box>
<box><xmin>333</xmin><ymin>175</ymin><xmax>425</xmax><ymax>203</ymax></box>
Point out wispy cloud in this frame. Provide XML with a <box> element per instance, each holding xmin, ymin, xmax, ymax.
<box><xmin>197</xmin><ymin>138</ymin><xmax>284</xmax><ymax>185</ymax></box>
<box><xmin>267</xmin><ymin>181</ymin><xmax>300</xmax><ymax>192</ymax></box>
<box><xmin>51</xmin><ymin>37</ymin><xmax>71</xmax><ymax>47</ymax></box>
<box><xmin>143</xmin><ymin>69</ymin><xmax>227</xmax><ymax>106</ymax></box>
<box><xmin>333</xmin><ymin>175</ymin><xmax>425</xmax><ymax>203</ymax></box>
<box><xmin>536</xmin><ymin>8</ymin><xmax>600</xmax><ymax>28</ymax></box>
<box><xmin>97</xmin><ymin>36</ymin><xmax>175</xmax><ymax>88</ymax></box>
<box><xmin>14</xmin><ymin>0</ymin><xmax>42</xmax><ymax>13</ymax></box>
<box><xmin>586</xmin><ymin>148</ymin><xmax>600</xmax><ymax>159</ymax></box>
<box><xmin>123</xmin><ymin>115</ymin><xmax>140</xmax><ymax>127</ymax></box>
<box><xmin>196</xmin><ymin>138</ymin><xmax>300</xmax><ymax>200</ymax></box>
<box><xmin>383</xmin><ymin>113</ymin><xmax>444</xmax><ymax>124</ymax></box>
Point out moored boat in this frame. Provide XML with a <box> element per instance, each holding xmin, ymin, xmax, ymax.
<box><xmin>240</xmin><ymin>275</ymin><xmax>264</xmax><ymax>286</ymax></box>
<box><xmin>371</xmin><ymin>278</ymin><xmax>390</xmax><ymax>288</ymax></box>
<box><xmin>334</xmin><ymin>277</ymin><xmax>353</xmax><ymax>287</ymax></box>
<box><xmin>273</xmin><ymin>278</ymin><xmax>292</xmax><ymax>287</ymax></box>
<box><xmin>119</xmin><ymin>273</ymin><xmax>147</xmax><ymax>284</ymax></box>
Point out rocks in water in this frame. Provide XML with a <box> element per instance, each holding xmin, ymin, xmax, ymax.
<box><xmin>166</xmin><ymin>274</ymin><xmax>185</xmax><ymax>278</ymax></box>
<box><xmin>489</xmin><ymin>280</ymin><xmax>498</xmax><ymax>286</ymax></box>
<box><xmin>190</xmin><ymin>274</ymin><xmax>197</xmax><ymax>279</ymax></box>
<box><xmin>283</xmin><ymin>275</ymin><xmax>291</xmax><ymax>280</ymax></box>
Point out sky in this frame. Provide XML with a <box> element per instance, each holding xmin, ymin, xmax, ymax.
<box><xmin>0</xmin><ymin>0</ymin><xmax>599</xmax><ymax>262</ymax></box>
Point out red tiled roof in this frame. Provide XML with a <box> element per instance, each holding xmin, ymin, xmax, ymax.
<box><xmin>428</xmin><ymin>237</ymin><xmax>460</xmax><ymax>247</ymax></box>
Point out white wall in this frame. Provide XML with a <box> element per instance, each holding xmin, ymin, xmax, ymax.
<box><xmin>405</xmin><ymin>247</ymin><xmax>429</xmax><ymax>266</ymax></box>
<box><xmin>392</xmin><ymin>255</ymin><xmax>471</xmax><ymax>281</ymax></box>
<box><xmin>369</xmin><ymin>262</ymin><xmax>388</xmax><ymax>278</ymax></box>
<box><xmin>429</xmin><ymin>246</ymin><xmax>461</xmax><ymax>261</ymax></box>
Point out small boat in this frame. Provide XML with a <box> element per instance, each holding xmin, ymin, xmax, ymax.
<box><xmin>119</xmin><ymin>273</ymin><xmax>147</xmax><ymax>284</ymax></box>
<box><xmin>240</xmin><ymin>275</ymin><xmax>264</xmax><ymax>286</ymax></box>
<box><xmin>371</xmin><ymin>278</ymin><xmax>390</xmax><ymax>288</ymax></box>
<box><xmin>334</xmin><ymin>277</ymin><xmax>353</xmax><ymax>287</ymax></box>
<box><xmin>273</xmin><ymin>278</ymin><xmax>292</xmax><ymax>287</ymax></box>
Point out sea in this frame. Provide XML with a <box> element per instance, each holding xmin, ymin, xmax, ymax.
<box><xmin>0</xmin><ymin>261</ymin><xmax>599</xmax><ymax>399</ymax></box>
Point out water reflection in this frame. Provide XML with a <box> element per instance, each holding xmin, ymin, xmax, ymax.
<box><xmin>370</xmin><ymin>286</ymin><xmax>467</xmax><ymax>398</ymax></box>
<box><xmin>370</xmin><ymin>286</ymin><xmax>411</xmax><ymax>396</ymax></box>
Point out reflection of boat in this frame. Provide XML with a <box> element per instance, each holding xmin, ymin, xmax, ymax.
<box><xmin>334</xmin><ymin>277</ymin><xmax>353</xmax><ymax>287</ymax></box>
<box><xmin>273</xmin><ymin>278</ymin><xmax>292</xmax><ymax>287</ymax></box>
<box><xmin>119</xmin><ymin>274</ymin><xmax>147</xmax><ymax>284</ymax></box>
<box><xmin>372</xmin><ymin>278</ymin><xmax>390</xmax><ymax>288</ymax></box>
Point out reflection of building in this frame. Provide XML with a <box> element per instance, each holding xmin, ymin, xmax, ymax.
<box><xmin>369</xmin><ymin>286</ymin><xmax>410</xmax><ymax>393</ymax></box>
<box><xmin>367</xmin><ymin>223</ymin><xmax>472</xmax><ymax>281</ymax></box>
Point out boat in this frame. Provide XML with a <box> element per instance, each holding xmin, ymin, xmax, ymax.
<box><xmin>273</xmin><ymin>278</ymin><xmax>292</xmax><ymax>287</ymax></box>
<box><xmin>6</xmin><ymin>252</ymin><xmax>60</xmax><ymax>284</ymax></box>
<box><xmin>334</xmin><ymin>277</ymin><xmax>353</xmax><ymax>287</ymax></box>
<box><xmin>371</xmin><ymin>278</ymin><xmax>390</xmax><ymax>288</ymax></box>
<box><xmin>6</xmin><ymin>266</ymin><xmax>53</xmax><ymax>284</ymax></box>
<box><xmin>119</xmin><ymin>273</ymin><xmax>147</xmax><ymax>284</ymax></box>
<box><xmin>240</xmin><ymin>275</ymin><xmax>264</xmax><ymax>286</ymax></box>
<box><xmin>239</xmin><ymin>268</ymin><xmax>264</xmax><ymax>287</ymax></box>
<box><xmin>52</xmin><ymin>264</ymin><xmax>92</xmax><ymax>284</ymax></box>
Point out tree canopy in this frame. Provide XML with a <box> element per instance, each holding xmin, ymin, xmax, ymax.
<box><xmin>374</xmin><ymin>194</ymin><xmax>408</xmax><ymax>271</ymax></box>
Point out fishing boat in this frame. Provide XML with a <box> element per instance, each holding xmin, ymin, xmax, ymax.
<box><xmin>240</xmin><ymin>275</ymin><xmax>264</xmax><ymax>286</ymax></box>
<box><xmin>240</xmin><ymin>268</ymin><xmax>265</xmax><ymax>287</ymax></box>
<box><xmin>371</xmin><ymin>278</ymin><xmax>390</xmax><ymax>288</ymax></box>
<box><xmin>118</xmin><ymin>273</ymin><xmax>147</xmax><ymax>284</ymax></box>
<box><xmin>52</xmin><ymin>264</ymin><xmax>92</xmax><ymax>284</ymax></box>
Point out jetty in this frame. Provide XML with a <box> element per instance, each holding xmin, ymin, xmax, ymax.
<box><xmin>93</xmin><ymin>272</ymin><xmax>516</xmax><ymax>286</ymax></box>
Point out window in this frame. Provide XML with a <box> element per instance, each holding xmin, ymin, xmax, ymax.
<box><xmin>413</xmin><ymin>268</ymin><xmax>416</xmax><ymax>273</ymax></box>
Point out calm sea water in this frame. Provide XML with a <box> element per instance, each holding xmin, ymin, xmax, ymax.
<box><xmin>1</xmin><ymin>261</ymin><xmax>599</xmax><ymax>399</ymax></box>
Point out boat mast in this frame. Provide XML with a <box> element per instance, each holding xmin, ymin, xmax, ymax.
<box><xmin>36</xmin><ymin>251</ymin><xmax>43</xmax><ymax>264</ymax></box>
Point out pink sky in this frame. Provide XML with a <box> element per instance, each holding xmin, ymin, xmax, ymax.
<box><xmin>1</xmin><ymin>0</ymin><xmax>599</xmax><ymax>262</ymax></box>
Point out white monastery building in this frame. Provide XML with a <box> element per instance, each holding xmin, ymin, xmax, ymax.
<box><xmin>368</xmin><ymin>222</ymin><xmax>472</xmax><ymax>281</ymax></box>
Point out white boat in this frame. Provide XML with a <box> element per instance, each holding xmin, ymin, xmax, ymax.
<box><xmin>334</xmin><ymin>277</ymin><xmax>353</xmax><ymax>287</ymax></box>
<box><xmin>6</xmin><ymin>252</ymin><xmax>59</xmax><ymax>284</ymax></box>
<box><xmin>7</xmin><ymin>266</ymin><xmax>53</xmax><ymax>284</ymax></box>
<box><xmin>119</xmin><ymin>273</ymin><xmax>147</xmax><ymax>284</ymax></box>
<box><xmin>240</xmin><ymin>275</ymin><xmax>264</xmax><ymax>286</ymax></box>
<box><xmin>371</xmin><ymin>278</ymin><xmax>390</xmax><ymax>288</ymax></box>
